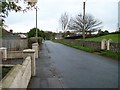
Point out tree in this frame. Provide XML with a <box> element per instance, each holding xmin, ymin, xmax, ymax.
<box><xmin>0</xmin><ymin>18</ymin><xmax>7</xmax><ymax>28</ymax></box>
<box><xmin>28</xmin><ymin>28</ymin><xmax>45</xmax><ymax>39</ymax></box>
<box><xmin>68</xmin><ymin>14</ymin><xmax>102</xmax><ymax>38</ymax></box>
<box><xmin>44</xmin><ymin>31</ymin><xmax>57</xmax><ymax>40</ymax></box>
<box><xmin>0</xmin><ymin>0</ymin><xmax>37</xmax><ymax>27</ymax></box>
<box><xmin>59</xmin><ymin>12</ymin><xmax>70</xmax><ymax>37</ymax></box>
<box><xmin>97</xmin><ymin>30</ymin><xmax>109</xmax><ymax>36</ymax></box>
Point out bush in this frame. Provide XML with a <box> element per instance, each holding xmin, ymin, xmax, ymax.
<box><xmin>28</xmin><ymin>37</ymin><xmax>42</xmax><ymax>48</ymax></box>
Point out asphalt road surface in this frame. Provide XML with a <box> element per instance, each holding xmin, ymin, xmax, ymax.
<box><xmin>44</xmin><ymin>41</ymin><xmax>118</xmax><ymax>88</ymax></box>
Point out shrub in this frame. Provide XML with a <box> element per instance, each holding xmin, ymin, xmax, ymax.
<box><xmin>28</xmin><ymin>37</ymin><xmax>42</xmax><ymax>48</ymax></box>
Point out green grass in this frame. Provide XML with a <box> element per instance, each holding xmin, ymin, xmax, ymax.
<box><xmin>53</xmin><ymin>39</ymin><xmax>119</xmax><ymax>60</ymax></box>
<box><xmin>53</xmin><ymin>39</ymin><xmax>96</xmax><ymax>53</ymax></box>
<box><xmin>78</xmin><ymin>34</ymin><xmax>120</xmax><ymax>43</ymax></box>
<box><xmin>71</xmin><ymin>45</ymin><xmax>95</xmax><ymax>53</ymax></box>
<box><xmin>100</xmin><ymin>51</ymin><xmax>120</xmax><ymax>60</ymax></box>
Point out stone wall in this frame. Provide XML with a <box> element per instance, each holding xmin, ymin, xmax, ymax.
<box><xmin>0</xmin><ymin>39</ymin><xmax>2</xmax><ymax>48</ymax></box>
<box><xmin>0</xmin><ymin>56</ymin><xmax>31</xmax><ymax>89</ymax></box>
<box><xmin>7</xmin><ymin>51</ymin><xmax>23</xmax><ymax>59</ymax></box>
<box><xmin>61</xmin><ymin>39</ymin><xmax>119</xmax><ymax>52</ymax></box>
<box><xmin>76</xmin><ymin>40</ymin><xmax>101</xmax><ymax>50</ymax></box>
<box><xmin>2</xmin><ymin>39</ymin><xmax>28</xmax><ymax>51</ymax></box>
<box><xmin>110</xmin><ymin>42</ymin><xmax>120</xmax><ymax>52</ymax></box>
<box><xmin>63</xmin><ymin>39</ymin><xmax>101</xmax><ymax>50</ymax></box>
<box><xmin>0</xmin><ymin>51</ymin><xmax>2</xmax><ymax>59</ymax></box>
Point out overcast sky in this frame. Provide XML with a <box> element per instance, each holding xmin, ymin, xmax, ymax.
<box><xmin>5</xmin><ymin>0</ymin><xmax>119</xmax><ymax>33</ymax></box>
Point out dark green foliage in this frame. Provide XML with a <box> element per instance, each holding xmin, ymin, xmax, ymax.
<box><xmin>44</xmin><ymin>31</ymin><xmax>57</xmax><ymax>40</ymax></box>
<box><xmin>97</xmin><ymin>30</ymin><xmax>109</xmax><ymax>36</ymax></box>
<box><xmin>28</xmin><ymin>37</ymin><xmax>42</xmax><ymax>48</ymax></box>
<box><xmin>28</xmin><ymin>28</ymin><xmax>46</xmax><ymax>39</ymax></box>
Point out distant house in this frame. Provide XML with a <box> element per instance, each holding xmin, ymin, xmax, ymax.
<box><xmin>2</xmin><ymin>29</ymin><xmax>27</xmax><ymax>39</ymax></box>
<box><xmin>1</xmin><ymin>29</ymin><xmax>28</xmax><ymax>51</ymax></box>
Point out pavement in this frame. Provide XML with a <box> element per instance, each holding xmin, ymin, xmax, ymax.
<box><xmin>27</xmin><ymin>42</ymin><xmax>67</xmax><ymax>88</ymax></box>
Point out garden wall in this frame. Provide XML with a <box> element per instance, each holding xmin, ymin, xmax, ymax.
<box><xmin>7</xmin><ymin>51</ymin><xmax>23</xmax><ymax>59</ymax></box>
<box><xmin>63</xmin><ymin>39</ymin><xmax>101</xmax><ymax>50</ymax></box>
<box><xmin>110</xmin><ymin>42</ymin><xmax>120</xmax><ymax>52</ymax></box>
<box><xmin>61</xmin><ymin>39</ymin><xmax>119</xmax><ymax>52</ymax></box>
<box><xmin>0</xmin><ymin>56</ymin><xmax>31</xmax><ymax>89</ymax></box>
<box><xmin>2</xmin><ymin>39</ymin><xmax>28</xmax><ymax>51</ymax></box>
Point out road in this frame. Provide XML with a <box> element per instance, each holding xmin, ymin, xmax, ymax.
<box><xmin>43</xmin><ymin>41</ymin><xmax>118</xmax><ymax>88</ymax></box>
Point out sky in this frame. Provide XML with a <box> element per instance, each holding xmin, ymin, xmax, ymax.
<box><xmin>5</xmin><ymin>0</ymin><xmax>120</xmax><ymax>33</ymax></box>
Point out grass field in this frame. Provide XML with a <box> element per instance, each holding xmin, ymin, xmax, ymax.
<box><xmin>78</xmin><ymin>34</ymin><xmax>120</xmax><ymax>43</ymax></box>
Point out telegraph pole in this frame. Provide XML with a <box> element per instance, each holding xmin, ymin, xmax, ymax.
<box><xmin>83</xmin><ymin>1</ymin><xmax>86</xmax><ymax>40</ymax></box>
<box><xmin>35</xmin><ymin>6</ymin><xmax>38</xmax><ymax>38</ymax></box>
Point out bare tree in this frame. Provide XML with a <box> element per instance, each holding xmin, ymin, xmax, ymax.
<box><xmin>68</xmin><ymin>14</ymin><xmax>102</xmax><ymax>38</ymax></box>
<box><xmin>59</xmin><ymin>12</ymin><xmax>70</xmax><ymax>37</ymax></box>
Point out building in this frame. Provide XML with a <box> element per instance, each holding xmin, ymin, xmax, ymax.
<box><xmin>118</xmin><ymin>1</ymin><xmax>120</xmax><ymax>30</ymax></box>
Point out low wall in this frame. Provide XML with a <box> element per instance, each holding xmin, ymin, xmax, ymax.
<box><xmin>7</xmin><ymin>51</ymin><xmax>23</xmax><ymax>59</ymax></box>
<box><xmin>63</xmin><ymin>39</ymin><xmax>101</xmax><ymax>50</ymax></box>
<box><xmin>0</xmin><ymin>51</ymin><xmax>2</xmax><ymax>59</ymax></box>
<box><xmin>110</xmin><ymin>42</ymin><xmax>120</xmax><ymax>52</ymax></box>
<box><xmin>77</xmin><ymin>40</ymin><xmax>101</xmax><ymax>50</ymax></box>
<box><xmin>2</xmin><ymin>39</ymin><xmax>28</xmax><ymax>51</ymax></box>
<box><xmin>0</xmin><ymin>56</ymin><xmax>31</xmax><ymax>89</ymax></box>
<box><xmin>60</xmin><ymin>39</ymin><xmax>119</xmax><ymax>52</ymax></box>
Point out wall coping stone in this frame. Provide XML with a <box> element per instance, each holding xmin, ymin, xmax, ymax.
<box><xmin>23</xmin><ymin>49</ymin><xmax>35</xmax><ymax>53</ymax></box>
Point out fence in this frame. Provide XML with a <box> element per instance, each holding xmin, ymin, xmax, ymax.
<box><xmin>2</xmin><ymin>39</ymin><xmax>28</xmax><ymax>51</ymax></box>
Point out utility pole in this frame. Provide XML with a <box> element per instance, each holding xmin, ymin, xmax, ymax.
<box><xmin>83</xmin><ymin>1</ymin><xmax>86</xmax><ymax>40</ymax></box>
<box><xmin>35</xmin><ymin>6</ymin><xmax>38</xmax><ymax>38</ymax></box>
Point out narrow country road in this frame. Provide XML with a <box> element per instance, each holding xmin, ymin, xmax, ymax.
<box><xmin>44</xmin><ymin>41</ymin><xmax>118</xmax><ymax>88</ymax></box>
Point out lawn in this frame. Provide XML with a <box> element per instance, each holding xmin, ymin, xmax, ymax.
<box><xmin>78</xmin><ymin>34</ymin><xmax>120</xmax><ymax>43</ymax></box>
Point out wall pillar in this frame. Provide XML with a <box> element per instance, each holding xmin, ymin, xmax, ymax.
<box><xmin>23</xmin><ymin>49</ymin><xmax>36</xmax><ymax>76</ymax></box>
<box><xmin>0</xmin><ymin>47</ymin><xmax>7</xmax><ymax>60</ymax></box>
<box><xmin>107</xmin><ymin>39</ymin><xmax>112</xmax><ymax>50</ymax></box>
<box><xmin>32</xmin><ymin>43</ymin><xmax>39</xmax><ymax>58</ymax></box>
<box><xmin>101</xmin><ymin>39</ymin><xmax>107</xmax><ymax>50</ymax></box>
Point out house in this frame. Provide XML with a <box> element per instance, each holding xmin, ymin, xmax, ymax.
<box><xmin>1</xmin><ymin>29</ymin><xmax>28</xmax><ymax>51</ymax></box>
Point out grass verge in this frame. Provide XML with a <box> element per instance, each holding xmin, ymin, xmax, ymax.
<box><xmin>53</xmin><ymin>39</ymin><xmax>119</xmax><ymax>60</ymax></box>
<box><xmin>77</xmin><ymin>34</ymin><xmax>120</xmax><ymax>43</ymax></box>
<box><xmin>100</xmin><ymin>51</ymin><xmax>120</xmax><ymax>60</ymax></box>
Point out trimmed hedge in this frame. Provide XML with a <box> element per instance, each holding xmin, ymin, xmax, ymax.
<box><xmin>28</xmin><ymin>37</ymin><xmax>42</xmax><ymax>48</ymax></box>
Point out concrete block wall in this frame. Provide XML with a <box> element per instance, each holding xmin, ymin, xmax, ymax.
<box><xmin>21</xmin><ymin>56</ymin><xmax>31</xmax><ymax>88</ymax></box>
<box><xmin>32</xmin><ymin>43</ymin><xmax>39</xmax><ymax>58</ymax></box>
<box><xmin>7</xmin><ymin>51</ymin><xmax>23</xmax><ymax>59</ymax></box>
<box><xmin>2</xmin><ymin>39</ymin><xmax>28</xmax><ymax>51</ymax></box>
<box><xmin>0</xmin><ymin>56</ymin><xmax>32</xmax><ymax>89</ymax></box>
